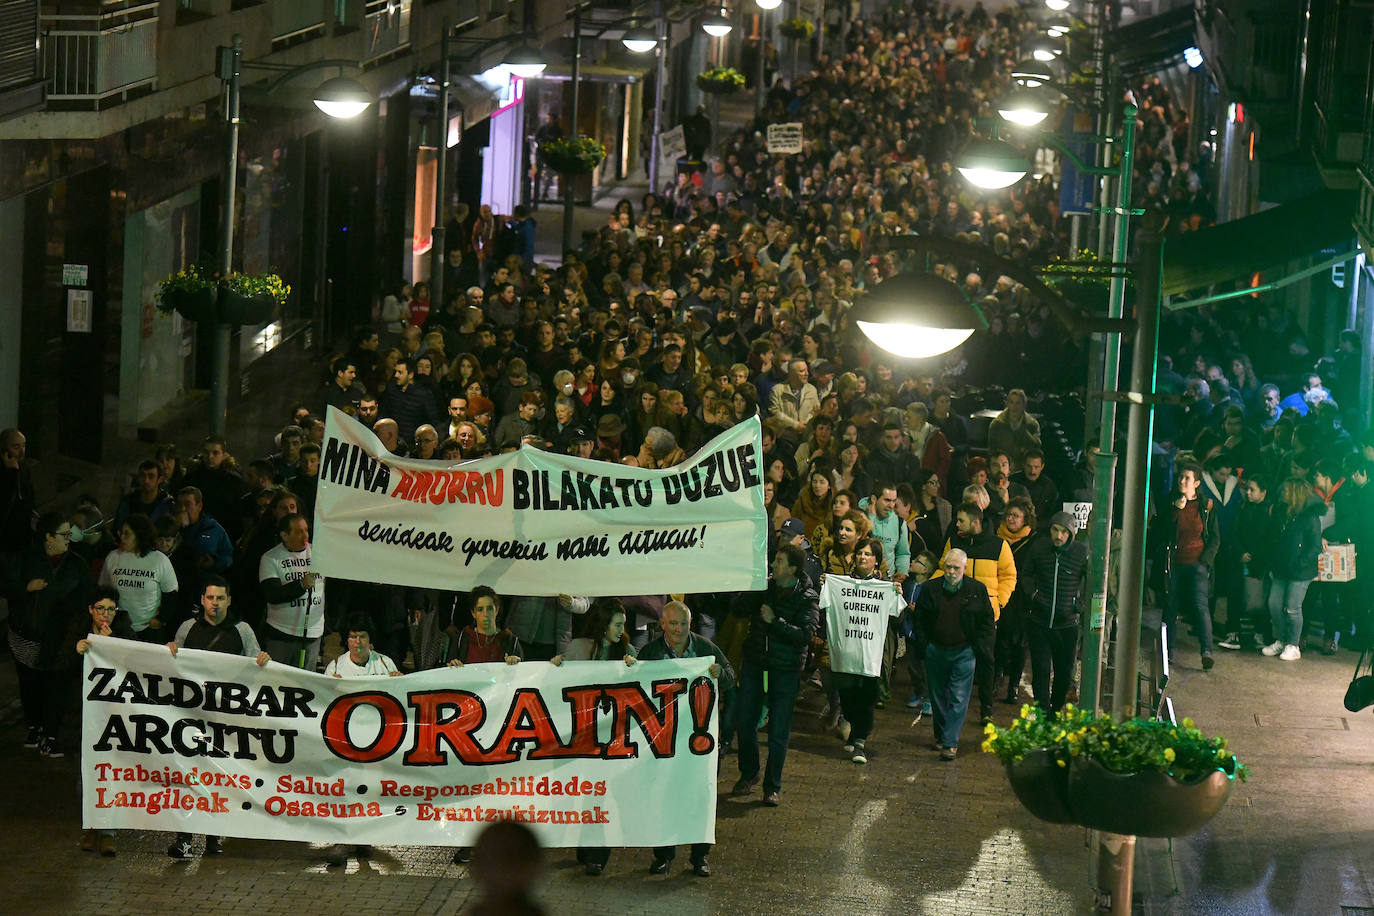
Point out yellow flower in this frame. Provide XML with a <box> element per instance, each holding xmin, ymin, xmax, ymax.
<box><xmin>984</xmin><ymin>722</ymin><xmax>997</xmax><ymax>736</ymax></box>
<box><xmin>1163</xmin><ymin>748</ymin><xmax>1176</xmax><ymax>763</ymax></box>
<box><xmin>981</xmin><ymin>738</ymin><xmax>995</xmax><ymax>753</ymax></box>
<box><xmin>1056</xmin><ymin>759</ymin><xmax>1067</xmax><ymax>768</ymax></box>
<box><xmin>1182</xmin><ymin>718</ymin><xmax>1195</xmax><ymax>729</ymax></box>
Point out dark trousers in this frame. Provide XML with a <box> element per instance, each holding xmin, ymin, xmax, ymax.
<box><xmin>835</xmin><ymin>672</ymin><xmax>879</xmax><ymax>744</ymax></box>
<box><xmin>651</xmin><ymin>843</ymin><xmax>711</xmax><ymax>865</ymax></box>
<box><xmin>577</xmin><ymin>847</ymin><xmax>611</xmax><ymax>868</ymax></box>
<box><xmin>995</xmin><ymin>607</ymin><xmax>1027</xmax><ymax>697</ymax></box>
<box><xmin>1026</xmin><ymin>622</ymin><xmax>1078</xmax><ymax>713</ymax></box>
<box><xmin>974</xmin><ymin>653</ymin><xmax>995</xmax><ymax>716</ymax></box>
<box><xmin>904</xmin><ymin>636</ymin><xmax>928</xmax><ymax>700</ymax></box>
<box><xmin>13</xmin><ymin>655</ymin><xmax>43</xmax><ymax>729</ymax></box>
<box><xmin>735</xmin><ymin>665</ymin><xmax>802</xmax><ymax>794</ymax></box>
<box><xmin>1164</xmin><ymin>562</ymin><xmax>1212</xmax><ymax>655</ymax></box>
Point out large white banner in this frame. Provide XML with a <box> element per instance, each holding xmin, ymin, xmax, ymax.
<box><xmin>82</xmin><ymin>638</ymin><xmax>718</xmax><ymax>846</ymax></box>
<box><xmin>312</xmin><ymin>408</ymin><xmax>768</xmax><ymax>596</ymax></box>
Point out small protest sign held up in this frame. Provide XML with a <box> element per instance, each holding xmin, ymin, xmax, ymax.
<box><xmin>766</xmin><ymin>122</ymin><xmax>803</xmax><ymax>154</ymax></box>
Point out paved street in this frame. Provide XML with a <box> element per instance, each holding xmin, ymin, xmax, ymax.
<box><xmin>6</xmin><ymin>629</ymin><xmax>1374</xmax><ymax>915</ymax></box>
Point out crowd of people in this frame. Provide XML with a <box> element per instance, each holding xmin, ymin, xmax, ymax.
<box><xmin>0</xmin><ymin>0</ymin><xmax>1368</xmax><ymax>880</ymax></box>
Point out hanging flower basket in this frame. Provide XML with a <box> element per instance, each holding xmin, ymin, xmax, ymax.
<box><xmin>220</xmin><ymin>271</ymin><xmax>289</xmax><ymax>325</ymax></box>
<box><xmin>162</xmin><ymin>286</ymin><xmax>219</xmax><ymax>323</ymax></box>
<box><xmin>1004</xmin><ymin>749</ymin><xmax>1076</xmax><ymax>825</ymax></box>
<box><xmin>696</xmin><ymin>67</ymin><xmax>747</xmax><ymax>95</ymax></box>
<box><xmin>779</xmin><ymin>18</ymin><xmax>815</xmax><ymax>40</ymax></box>
<box><xmin>540</xmin><ymin>136</ymin><xmax>607</xmax><ymax>175</ymax></box>
<box><xmin>984</xmin><ymin>705</ymin><xmax>1246</xmax><ymax>835</ymax></box>
<box><xmin>1067</xmin><ymin>756</ymin><xmax>1236</xmax><ymax>838</ymax></box>
<box><xmin>155</xmin><ymin>265</ymin><xmax>290</xmax><ymax>324</ymax></box>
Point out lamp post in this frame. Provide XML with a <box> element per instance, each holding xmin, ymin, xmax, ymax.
<box><xmin>209</xmin><ymin>35</ymin><xmax>372</xmax><ymax>436</ymax></box>
<box><xmin>429</xmin><ymin>19</ymin><xmax>452</xmax><ymax>318</ymax></box>
<box><xmin>564</xmin><ymin>0</ymin><xmax>584</xmax><ymax>255</ymax></box>
<box><xmin>756</xmin><ymin>0</ymin><xmax>781</xmax><ymax>117</ymax></box>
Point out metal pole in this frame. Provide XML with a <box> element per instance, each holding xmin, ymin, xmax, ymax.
<box><xmin>648</xmin><ymin>4</ymin><xmax>667</xmax><ymax>193</ymax></box>
<box><xmin>562</xmin><ymin>3</ymin><xmax>582</xmax><ymax>255</ymax></box>
<box><xmin>313</xmin><ymin>129</ymin><xmax>330</xmax><ymax>355</ymax></box>
<box><xmin>430</xmin><ymin>19</ymin><xmax>450</xmax><ymax>314</ymax></box>
<box><xmin>211</xmin><ymin>34</ymin><xmax>242</xmax><ymax>438</ymax></box>
<box><xmin>1079</xmin><ymin>102</ymin><xmax>1137</xmax><ymax>716</ymax></box>
<box><xmin>1094</xmin><ymin>209</ymin><xmax>1165</xmax><ymax>916</ymax></box>
<box><xmin>755</xmin><ymin>9</ymin><xmax>767</xmax><ymax>118</ymax></box>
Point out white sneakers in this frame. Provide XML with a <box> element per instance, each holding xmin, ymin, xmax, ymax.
<box><xmin>1261</xmin><ymin>641</ymin><xmax>1284</xmax><ymax>656</ymax></box>
<box><xmin>1279</xmin><ymin>645</ymin><xmax>1301</xmax><ymax>661</ymax></box>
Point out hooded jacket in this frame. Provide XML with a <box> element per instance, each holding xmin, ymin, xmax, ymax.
<box><xmin>736</xmin><ymin>574</ymin><xmax>820</xmax><ymax>672</ymax></box>
<box><xmin>1017</xmin><ymin>533</ymin><xmax>1090</xmax><ymax>629</ymax></box>
<box><xmin>1270</xmin><ymin>498</ymin><xmax>1326</xmax><ymax>581</ymax></box>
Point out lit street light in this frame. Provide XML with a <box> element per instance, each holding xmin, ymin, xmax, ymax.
<box><xmin>851</xmin><ymin>272</ymin><xmax>988</xmax><ymax>359</ymax></box>
<box><xmin>995</xmin><ymin>87</ymin><xmax>1055</xmax><ymax>128</ymax></box>
<box><xmin>955</xmin><ymin>137</ymin><xmax>1031</xmax><ymax>189</ymax></box>
<box><xmin>311</xmin><ymin>77</ymin><xmax>372</xmax><ymax>119</ymax></box>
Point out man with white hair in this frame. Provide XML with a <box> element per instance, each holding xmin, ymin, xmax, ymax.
<box><xmin>637</xmin><ymin>600</ymin><xmax>732</xmax><ymax>877</ymax></box>
<box><xmin>910</xmin><ymin>547</ymin><xmax>995</xmax><ymax>761</ymax></box>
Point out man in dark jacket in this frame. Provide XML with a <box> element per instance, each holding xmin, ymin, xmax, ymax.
<box><xmin>864</xmin><ymin>423</ymin><xmax>919</xmax><ymax>489</ymax></box>
<box><xmin>1156</xmin><ymin>462</ymin><xmax>1221</xmax><ymax>669</ymax></box>
<box><xmin>1018</xmin><ymin>512</ymin><xmax>1089</xmax><ymax>713</ymax></box>
<box><xmin>731</xmin><ymin>544</ymin><xmax>818</xmax><ymax>806</ymax></box>
<box><xmin>913</xmin><ymin>548</ymin><xmax>995</xmax><ymax>760</ymax></box>
<box><xmin>380</xmin><ymin>358</ymin><xmax>442</xmax><ymax>442</ymax></box>
<box><xmin>639</xmin><ymin>600</ymin><xmax>732</xmax><ymax>877</ymax></box>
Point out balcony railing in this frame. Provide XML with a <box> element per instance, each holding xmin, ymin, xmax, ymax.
<box><xmin>362</xmin><ymin>0</ymin><xmax>410</xmax><ymax>64</ymax></box>
<box><xmin>40</xmin><ymin>1</ymin><xmax>158</xmax><ymax>107</ymax></box>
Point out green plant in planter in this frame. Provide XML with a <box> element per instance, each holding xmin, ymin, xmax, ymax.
<box><xmin>224</xmin><ymin>271</ymin><xmax>291</xmax><ymax>304</ymax></box>
<box><xmin>984</xmin><ymin>704</ymin><xmax>1248</xmax><ymax>782</ymax></box>
<box><xmin>696</xmin><ymin>66</ymin><xmax>747</xmax><ymax>95</ymax></box>
<box><xmin>540</xmin><ymin>136</ymin><xmax>608</xmax><ymax>175</ymax></box>
<box><xmin>779</xmin><ymin>18</ymin><xmax>815</xmax><ymax>39</ymax></box>
<box><xmin>155</xmin><ymin>264</ymin><xmax>217</xmax><ymax>315</ymax></box>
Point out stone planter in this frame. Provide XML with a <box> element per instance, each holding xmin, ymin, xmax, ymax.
<box><xmin>1066</xmin><ymin>756</ymin><xmax>1235</xmax><ymax>837</ymax></box>
<box><xmin>1004</xmin><ymin>749</ymin><xmax>1077</xmax><ymax>825</ymax></box>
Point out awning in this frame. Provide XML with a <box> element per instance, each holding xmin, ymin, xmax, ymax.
<box><xmin>451</xmin><ymin>75</ymin><xmax>502</xmax><ymax>127</ymax></box>
<box><xmin>537</xmin><ymin>62</ymin><xmax>651</xmax><ymax>84</ymax></box>
<box><xmin>1109</xmin><ymin>6</ymin><xmax>1197</xmax><ymax>76</ymax></box>
<box><xmin>1160</xmin><ymin>189</ymin><xmax>1357</xmax><ymax>296</ymax></box>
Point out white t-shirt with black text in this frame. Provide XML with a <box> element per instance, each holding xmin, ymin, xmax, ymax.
<box><xmin>821</xmin><ymin>574</ymin><xmax>903</xmax><ymax>677</ymax></box>
<box><xmin>99</xmin><ymin>548</ymin><xmax>179</xmax><ymax>631</ymax></box>
<box><xmin>259</xmin><ymin>543</ymin><xmax>326</xmax><ymax>639</ymax></box>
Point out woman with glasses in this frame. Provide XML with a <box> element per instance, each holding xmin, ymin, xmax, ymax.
<box><xmin>4</xmin><ymin>512</ymin><xmax>93</xmax><ymax>757</ymax></box>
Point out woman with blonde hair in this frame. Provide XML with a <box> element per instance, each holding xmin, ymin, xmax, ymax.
<box><xmin>1261</xmin><ymin>476</ymin><xmax>1325</xmax><ymax>662</ymax></box>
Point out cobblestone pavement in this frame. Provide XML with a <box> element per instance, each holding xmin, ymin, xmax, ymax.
<box><xmin>8</xmin><ymin>627</ymin><xmax>1374</xmax><ymax>915</ymax></box>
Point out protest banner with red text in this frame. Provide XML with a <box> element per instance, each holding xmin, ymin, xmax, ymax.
<box><xmin>311</xmin><ymin>407</ymin><xmax>767</xmax><ymax>596</ymax></box>
<box><xmin>82</xmin><ymin>638</ymin><xmax>718</xmax><ymax>846</ymax></box>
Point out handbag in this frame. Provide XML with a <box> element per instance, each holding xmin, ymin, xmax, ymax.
<box><xmin>1343</xmin><ymin>647</ymin><xmax>1374</xmax><ymax>712</ymax></box>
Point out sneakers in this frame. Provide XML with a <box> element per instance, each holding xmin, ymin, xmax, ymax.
<box><xmin>1279</xmin><ymin>644</ymin><xmax>1301</xmax><ymax>661</ymax></box>
<box><xmin>451</xmin><ymin>847</ymin><xmax>471</xmax><ymax>865</ymax></box>
<box><xmin>1261</xmin><ymin>641</ymin><xmax>1285</xmax><ymax>657</ymax></box>
<box><xmin>38</xmin><ymin>737</ymin><xmax>63</xmax><ymax>758</ymax></box>
<box><xmin>851</xmin><ymin>741</ymin><xmax>868</xmax><ymax>765</ymax></box>
<box><xmin>167</xmin><ymin>837</ymin><xmax>194</xmax><ymax>860</ymax></box>
<box><xmin>906</xmin><ymin>694</ymin><xmax>924</xmax><ymax>709</ymax></box>
<box><xmin>1217</xmin><ymin>633</ymin><xmax>1242</xmax><ymax>650</ymax></box>
<box><xmin>692</xmin><ymin>859</ymin><xmax>711</xmax><ymax>878</ymax></box>
<box><xmin>835</xmin><ymin>717</ymin><xmax>852</xmax><ymax>743</ymax></box>
<box><xmin>648</xmin><ymin>856</ymin><xmax>670</xmax><ymax>875</ymax></box>
<box><xmin>939</xmin><ymin>746</ymin><xmax>957</xmax><ymax>761</ymax></box>
<box><xmin>23</xmin><ymin>726</ymin><xmax>42</xmax><ymax>749</ymax></box>
<box><xmin>842</xmin><ymin>743</ymin><xmax>855</xmax><ymax>754</ymax></box>
<box><xmin>1201</xmin><ymin>654</ymin><xmax>1214</xmax><ymax>671</ymax></box>
<box><xmin>980</xmin><ymin>709</ymin><xmax>994</xmax><ymax>726</ymax></box>
<box><xmin>762</xmin><ymin>791</ymin><xmax>780</xmax><ymax>807</ymax></box>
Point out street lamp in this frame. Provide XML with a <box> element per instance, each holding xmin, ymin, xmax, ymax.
<box><xmin>851</xmin><ymin>273</ymin><xmax>988</xmax><ymax>359</ymax></box>
<box><xmin>501</xmin><ymin>45</ymin><xmax>548</xmax><ymax>78</ymax></box>
<box><xmin>621</xmin><ymin>24</ymin><xmax>659</xmax><ymax>53</ymax></box>
<box><xmin>996</xmin><ymin>87</ymin><xmax>1055</xmax><ymax>128</ymax></box>
<box><xmin>208</xmin><ymin>35</ymin><xmax>374</xmax><ymax>436</ymax></box>
<box><xmin>703</xmin><ymin>8</ymin><xmax>733</xmax><ymax>36</ymax></box>
<box><xmin>756</xmin><ymin>0</ymin><xmax>781</xmax><ymax>8</ymax></box>
<box><xmin>1045</xmin><ymin>0</ymin><xmax>1071</xmax><ymax>10</ymax></box>
<box><xmin>955</xmin><ymin>137</ymin><xmax>1030</xmax><ymax>189</ymax></box>
<box><xmin>312</xmin><ymin>76</ymin><xmax>372</xmax><ymax>118</ymax></box>
<box><xmin>1011</xmin><ymin>58</ymin><xmax>1057</xmax><ymax>88</ymax></box>
<box><xmin>1025</xmin><ymin>35</ymin><xmax>1066</xmax><ymax>61</ymax></box>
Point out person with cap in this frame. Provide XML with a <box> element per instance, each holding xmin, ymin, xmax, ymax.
<box><xmin>467</xmin><ymin>395</ymin><xmax>497</xmax><ymax>441</ymax></box>
<box><xmin>809</xmin><ymin>360</ymin><xmax>838</xmax><ymax>400</ymax></box>
<box><xmin>1017</xmin><ymin>511</ymin><xmax>1089</xmax><ymax>713</ymax></box>
<box><xmin>596</xmin><ymin>414</ymin><xmax>626</xmax><ymax>460</ymax></box>
<box><xmin>778</xmin><ymin>516</ymin><xmax>821</xmax><ymax>589</ymax></box>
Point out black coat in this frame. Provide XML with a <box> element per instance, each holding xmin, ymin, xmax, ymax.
<box><xmin>1233</xmin><ymin>500</ymin><xmax>1277</xmax><ymax>579</ymax></box>
<box><xmin>736</xmin><ymin>576</ymin><xmax>819</xmax><ymax>672</ymax></box>
<box><xmin>912</xmin><ymin>576</ymin><xmax>996</xmax><ymax>662</ymax></box>
<box><xmin>3</xmin><ymin>547</ymin><xmax>93</xmax><ymax>669</ymax></box>
<box><xmin>1270</xmin><ymin>499</ymin><xmax>1325</xmax><ymax>581</ymax></box>
<box><xmin>1017</xmin><ymin>535</ymin><xmax>1089</xmax><ymax>629</ymax></box>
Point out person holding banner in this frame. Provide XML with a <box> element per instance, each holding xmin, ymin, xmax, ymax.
<box><xmin>821</xmin><ymin>539</ymin><xmax>903</xmax><ymax>765</ymax></box>
<box><xmin>166</xmin><ymin>576</ymin><xmax>269</xmax><ymax>859</ymax></box>
<box><xmin>638</xmin><ymin>600</ymin><xmax>730</xmax><ymax>877</ymax></box>
<box><xmin>550</xmin><ymin>598</ymin><xmax>636</xmax><ymax>876</ymax></box>
<box><xmin>258</xmin><ymin>514</ymin><xmax>325</xmax><ymax>671</ymax></box>
<box><xmin>75</xmin><ymin>586</ymin><xmax>132</xmax><ymax>856</ymax></box>
<box><xmin>732</xmin><ymin>543</ymin><xmax>820</xmax><ymax>807</ymax></box>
